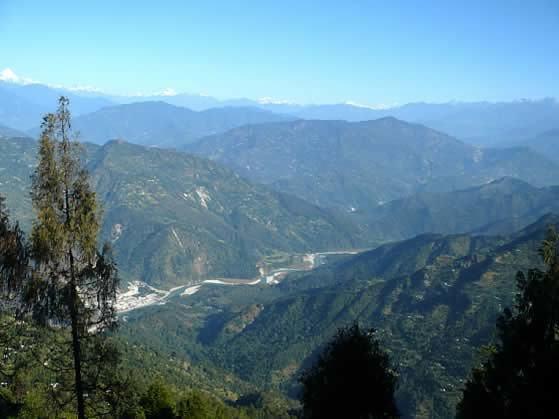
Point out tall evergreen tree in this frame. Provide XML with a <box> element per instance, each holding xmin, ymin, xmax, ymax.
<box><xmin>27</xmin><ymin>97</ymin><xmax>119</xmax><ymax>419</ymax></box>
<box><xmin>0</xmin><ymin>194</ymin><xmax>29</xmax><ymax>378</ymax></box>
<box><xmin>0</xmin><ymin>195</ymin><xmax>33</xmax><ymax>418</ymax></box>
<box><xmin>457</xmin><ymin>227</ymin><xmax>559</xmax><ymax>419</ymax></box>
<box><xmin>299</xmin><ymin>323</ymin><xmax>399</xmax><ymax>419</ymax></box>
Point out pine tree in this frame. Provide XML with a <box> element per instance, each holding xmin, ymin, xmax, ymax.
<box><xmin>457</xmin><ymin>227</ymin><xmax>559</xmax><ymax>419</ymax></box>
<box><xmin>0</xmin><ymin>194</ymin><xmax>30</xmax><ymax>381</ymax></box>
<box><xmin>27</xmin><ymin>97</ymin><xmax>119</xmax><ymax>419</ymax></box>
<box><xmin>299</xmin><ymin>323</ymin><xmax>399</xmax><ymax>419</ymax></box>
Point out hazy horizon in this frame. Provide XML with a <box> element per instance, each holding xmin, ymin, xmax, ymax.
<box><xmin>1</xmin><ymin>67</ymin><xmax>557</xmax><ymax>110</ymax></box>
<box><xmin>1</xmin><ymin>0</ymin><xmax>558</xmax><ymax>105</ymax></box>
<box><xmin>1</xmin><ymin>3</ymin><xmax>559</xmax><ymax>418</ymax></box>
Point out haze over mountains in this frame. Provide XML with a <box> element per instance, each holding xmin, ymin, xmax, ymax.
<box><xmin>2</xmin><ymin>78</ymin><xmax>559</xmax><ymax>148</ymax></box>
<box><xmin>2</xmin><ymin>1</ymin><xmax>559</xmax><ymax>417</ymax></box>
<box><xmin>3</xmin><ymin>128</ymin><xmax>559</xmax><ymax>292</ymax></box>
<box><xmin>2</xmin><ymin>77</ymin><xmax>559</xmax><ymax>292</ymax></box>
<box><xmin>511</xmin><ymin>128</ymin><xmax>559</xmax><ymax>161</ymax></box>
<box><xmin>0</xmin><ymin>122</ymin><xmax>25</xmax><ymax>138</ymax></box>
<box><xmin>2</xmin><ymin>74</ymin><xmax>559</xmax><ymax>418</ymax></box>
<box><xmin>0</xmin><ymin>80</ymin><xmax>113</xmax><ymax>129</ymax></box>
<box><xmin>188</xmin><ymin>118</ymin><xmax>559</xmax><ymax>212</ymax></box>
<box><xmin>67</xmin><ymin>102</ymin><xmax>294</xmax><ymax>147</ymax></box>
<box><xmin>114</xmin><ymin>91</ymin><xmax>559</xmax><ymax>147</ymax></box>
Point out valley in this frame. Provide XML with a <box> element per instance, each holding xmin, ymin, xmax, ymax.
<box><xmin>1</xmin><ymin>67</ymin><xmax>558</xmax><ymax>418</ymax></box>
<box><xmin>2</xmin><ymin>4</ymin><xmax>559</xmax><ymax>418</ymax></box>
<box><xmin>116</xmin><ymin>249</ymin><xmax>362</xmax><ymax>313</ymax></box>
<box><xmin>117</xmin><ymin>215</ymin><xmax>556</xmax><ymax>417</ymax></box>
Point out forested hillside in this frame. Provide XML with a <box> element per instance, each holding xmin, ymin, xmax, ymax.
<box><xmin>365</xmin><ymin>177</ymin><xmax>559</xmax><ymax>240</ymax></box>
<box><xmin>0</xmin><ymin>136</ymin><xmax>363</xmax><ymax>287</ymax></box>
<box><xmin>117</xmin><ymin>216</ymin><xmax>557</xmax><ymax>417</ymax></box>
<box><xmin>188</xmin><ymin>118</ymin><xmax>559</xmax><ymax>212</ymax></box>
<box><xmin>2</xmin><ymin>3</ymin><xmax>559</xmax><ymax>418</ymax></box>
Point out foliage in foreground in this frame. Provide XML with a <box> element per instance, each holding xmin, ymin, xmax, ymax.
<box><xmin>26</xmin><ymin>97</ymin><xmax>120</xmax><ymax>418</ymax></box>
<box><xmin>0</xmin><ymin>363</ymin><xmax>290</xmax><ymax>418</ymax></box>
<box><xmin>300</xmin><ymin>323</ymin><xmax>399</xmax><ymax>419</ymax></box>
<box><xmin>457</xmin><ymin>228</ymin><xmax>559</xmax><ymax>418</ymax></box>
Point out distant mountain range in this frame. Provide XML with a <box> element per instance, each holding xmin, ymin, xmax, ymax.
<box><xmin>66</xmin><ymin>101</ymin><xmax>294</xmax><ymax>147</ymax></box>
<box><xmin>4</xmin><ymin>125</ymin><xmax>559</xmax><ymax>418</ymax></box>
<box><xmin>1</xmin><ymin>79</ymin><xmax>558</xmax><ymax>146</ymax></box>
<box><xmin>0</xmin><ymin>123</ymin><xmax>25</xmax><ymax>138</ymax></box>
<box><xmin>3</xmin><ymin>77</ymin><xmax>559</xmax><ymax>419</ymax></box>
<box><xmin>0</xmin><ymin>80</ymin><xmax>114</xmax><ymax>129</ymax></box>
<box><xmin>132</xmin><ymin>93</ymin><xmax>559</xmax><ymax>146</ymax></box>
<box><xmin>383</xmin><ymin>99</ymin><xmax>559</xmax><ymax>146</ymax></box>
<box><xmin>3</xmin><ymin>130</ymin><xmax>559</xmax><ymax>288</ymax></box>
<box><xmin>188</xmin><ymin>118</ymin><xmax>559</xmax><ymax>212</ymax></box>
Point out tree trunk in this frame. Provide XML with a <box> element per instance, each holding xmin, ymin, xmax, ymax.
<box><xmin>63</xmin><ymin>154</ymin><xmax>86</xmax><ymax>419</ymax></box>
<box><xmin>69</xmin><ymin>285</ymin><xmax>86</xmax><ymax>419</ymax></box>
<box><xmin>68</xmin><ymin>239</ymin><xmax>86</xmax><ymax>419</ymax></box>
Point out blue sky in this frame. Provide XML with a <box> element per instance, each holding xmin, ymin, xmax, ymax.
<box><xmin>1</xmin><ymin>0</ymin><xmax>558</xmax><ymax>105</ymax></box>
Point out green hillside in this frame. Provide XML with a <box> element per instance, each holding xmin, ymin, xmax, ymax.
<box><xmin>365</xmin><ymin>177</ymin><xmax>559</xmax><ymax>240</ymax></box>
<box><xmin>0</xmin><ymin>136</ymin><xmax>36</xmax><ymax>228</ymax></box>
<box><xmin>91</xmin><ymin>140</ymin><xmax>361</xmax><ymax>286</ymax></box>
<box><xmin>187</xmin><ymin>118</ymin><xmax>559</xmax><ymax>212</ymax></box>
<box><xmin>3</xmin><ymin>131</ymin><xmax>559</xmax><ymax>416</ymax></box>
<box><xmin>0</xmin><ymin>136</ymin><xmax>362</xmax><ymax>288</ymax></box>
<box><xmin>116</xmin><ymin>216</ymin><xmax>558</xmax><ymax>418</ymax></box>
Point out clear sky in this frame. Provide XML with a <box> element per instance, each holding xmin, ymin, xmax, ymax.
<box><xmin>1</xmin><ymin>0</ymin><xmax>558</xmax><ymax>105</ymax></box>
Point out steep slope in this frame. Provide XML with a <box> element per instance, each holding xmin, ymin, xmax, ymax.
<box><xmin>188</xmin><ymin>118</ymin><xmax>559</xmax><ymax>212</ymax></box>
<box><xmin>0</xmin><ymin>136</ymin><xmax>37</xmax><ymax>227</ymax></box>
<box><xmin>67</xmin><ymin>102</ymin><xmax>294</xmax><ymax>146</ymax></box>
<box><xmin>366</xmin><ymin>177</ymin><xmax>559</xmax><ymax>240</ymax></box>
<box><xmin>120</xmin><ymin>216</ymin><xmax>557</xmax><ymax>418</ymax></box>
<box><xmin>91</xmin><ymin>140</ymin><xmax>362</xmax><ymax>286</ymax></box>
<box><xmin>0</xmin><ymin>136</ymin><xmax>361</xmax><ymax>288</ymax></box>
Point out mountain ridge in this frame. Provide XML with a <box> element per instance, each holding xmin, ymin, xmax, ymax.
<box><xmin>366</xmin><ymin>177</ymin><xmax>559</xmax><ymax>240</ymax></box>
<box><xmin>0</xmin><ymin>135</ymin><xmax>363</xmax><ymax>288</ymax></box>
<box><xmin>53</xmin><ymin>101</ymin><xmax>295</xmax><ymax>147</ymax></box>
<box><xmin>2</xmin><ymin>78</ymin><xmax>558</xmax><ymax>146</ymax></box>
<box><xmin>187</xmin><ymin>117</ymin><xmax>559</xmax><ymax>212</ymax></box>
<box><xmin>117</xmin><ymin>214</ymin><xmax>559</xmax><ymax>418</ymax></box>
